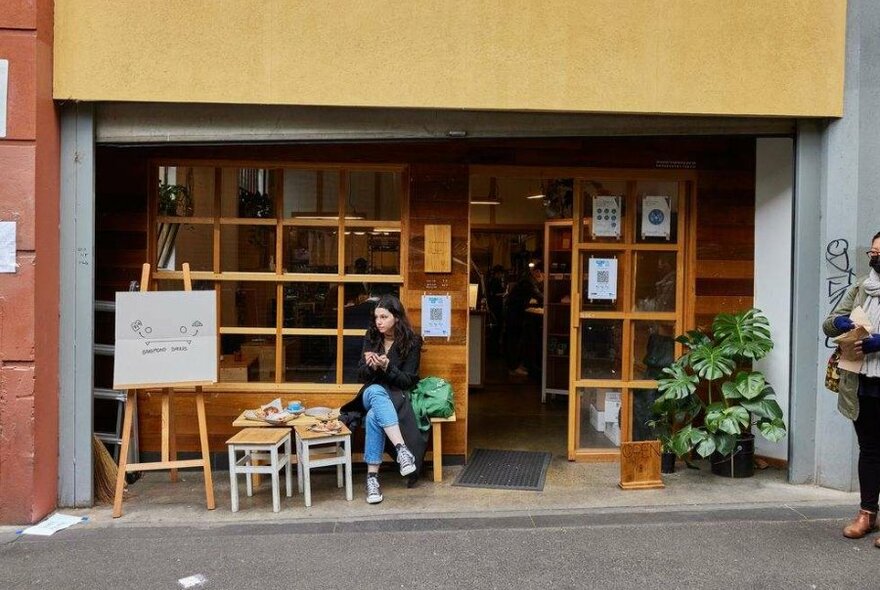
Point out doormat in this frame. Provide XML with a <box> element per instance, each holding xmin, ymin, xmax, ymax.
<box><xmin>453</xmin><ymin>449</ymin><xmax>551</xmax><ymax>491</ymax></box>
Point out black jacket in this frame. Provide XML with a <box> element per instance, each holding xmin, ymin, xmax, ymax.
<box><xmin>340</xmin><ymin>335</ymin><xmax>426</xmax><ymax>485</ymax></box>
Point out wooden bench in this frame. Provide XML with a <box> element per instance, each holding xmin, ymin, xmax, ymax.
<box><xmin>431</xmin><ymin>413</ymin><xmax>457</xmax><ymax>482</ymax></box>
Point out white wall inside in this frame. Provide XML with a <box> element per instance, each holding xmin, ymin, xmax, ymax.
<box><xmin>753</xmin><ymin>138</ymin><xmax>794</xmax><ymax>461</ymax></box>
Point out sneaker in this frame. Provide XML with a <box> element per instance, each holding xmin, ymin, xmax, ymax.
<box><xmin>395</xmin><ymin>443</ymin><xmax>417</xmax><ymax>477</ymax></box>
<box><xmin>365</xmin><ymin>475</ymin><xmax>383</xmax><ymax>504</ymax></box>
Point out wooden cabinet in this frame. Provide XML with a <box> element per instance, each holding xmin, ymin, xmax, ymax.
<box><xmin>542</xmin><ymin>220</ymin><xmax>573</xmax><ymax>402</ymax></box>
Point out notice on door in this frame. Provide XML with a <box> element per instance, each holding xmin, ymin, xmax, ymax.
<box><xmin>587</xmin><ymin>257</ymin><xmax>618</xmax><ymax>301</ymax></box>
<box><xmin>114</xmin><ymin>290</ymin><xmax>218</xmax><ymax>389</ymax></box>
<box><xmin>641</xmin><ymin>195</ymin><xmax>671</xmax><ymax>239</ymax></box>
<box><xmin>591</xmin><ymin>195</ymin><xmax>622</xmax><ymax>239</ymax></box>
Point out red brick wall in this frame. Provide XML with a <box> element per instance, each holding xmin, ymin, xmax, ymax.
<box><xmin>0</xmin><ymin>0</ymin><xmax>59</xmax><ymax>524</ymax></box>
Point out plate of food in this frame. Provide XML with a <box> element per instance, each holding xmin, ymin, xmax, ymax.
<box><xmin>304</xmin><ymin>406</ymin><xmax>334</xmax><ymax>420</ymax></box>
<box><xmin>308</xmin><ymin>419</ymin><xmax>344</xmax><ymax>434</ymax></box>
<box><xmin>244</xmin><ymin>398</ymin><xmax>297</xmax><ymax>424</ymax></box>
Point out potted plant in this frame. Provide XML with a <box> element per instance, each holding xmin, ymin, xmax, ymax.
<box><xmin>158</xmin><ymin>182</ymin><xmax>193</xmax><ymax>217</ymax></box>
<box><xmin>655</xmin><ymin>308</ymin><xmax>787</xmax><ymax>478</ymax></box>
<box><xmin>647</xmin><ymin>391</ymin><xmax>700</xmax><ymax>473</ymax></box>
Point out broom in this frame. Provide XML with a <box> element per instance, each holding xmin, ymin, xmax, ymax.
<box><xmin>92</xmin><ymin>435</ymin><xmax>119</xmax><ymax>504</ymax></box>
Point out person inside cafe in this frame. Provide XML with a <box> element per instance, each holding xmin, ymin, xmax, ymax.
<box><xmin>487</xmin><ymin>265</ymin><xmax>507</xmax><ymax>353</ymax></box>
<box><xmin>504</xmin><ymin>260</ymin><xmax>544</xmax><ymax>377</ymax></box>
<box><xmin>340</xmin><ymin>294</ymin><xmax>425</xmax><ymax>504</ymax></box>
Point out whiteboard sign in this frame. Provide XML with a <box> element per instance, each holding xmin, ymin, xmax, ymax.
<box><xmin>587</xmin><ymin>258</ymin><xmax>618</xmax><ymax>300</ymax></box>
<box><xmin>421</xmin><ymin>294</ymin><xmax>451</xmax><ymax>338</ymax></box>
<box><xmin>114</xmin><ymin>291</ymin><xmax>218</xmax><ymax>389</ymax></box>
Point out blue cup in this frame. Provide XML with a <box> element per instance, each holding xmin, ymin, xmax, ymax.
<box><xmin>288</xmin><ymin>400</ymin><xmax>303</xmax><ymax>412</ymax></box>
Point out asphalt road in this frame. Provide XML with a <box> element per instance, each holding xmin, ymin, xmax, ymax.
<box><xmin>0</xmin><ymin>505</ymin><xmax>875</xmax><ymax>590</ymax></box>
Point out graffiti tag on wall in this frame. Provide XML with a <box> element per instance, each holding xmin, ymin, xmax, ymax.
<box><xmin>824</xmin><ymin>238</ymin><xmax>855</xmax><ymax>348</ymax></box>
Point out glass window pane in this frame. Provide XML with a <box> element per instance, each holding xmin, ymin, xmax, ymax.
<box><xmin>220</xmin><ymin>281</ymin><xmax>277</xmax><ymax>328</ymax></box>
<box><xmin>284</xmin><ymin>227</ymin><xmax>338</xmax><ymax>274</ymax></box>
<box><xmin>283</xmin><ymin>283</ymin><xmax>336</xmax><ymax>329</ymax></box>
<box><xmin>342</xmin><ymin>335</ymin><xmax>365</xmax><ymax>384</ymax></box>
<box><xmin>632</xmin><ymin>321</ymin><xmax>676</xmax><ymax>380</ymax></box>
<box><xmin>284</xmin><ymin>169</ymin><xmax>340</xmax><ymax>219</ymax></box>
<box><xmin>219</xmin><ymin>168</ymin><xmax>277</xmax><ymax>219</ymax></box>
<box><xmin>158</xmin><ymin>166</ymin><xmax>214</xmax><ymax>218</ymax></box>
<box><xmin>345</xmin><ymin>228</ymin><xmax>401</xmax><ymax>275</ymax></box>
<box><xmin>581</xmin><ymin>252</ymin><xmax>623</xmax><ymax>312</ymax></box>
<box><xmin>285</xmin><ymin>335</ymin><xmax>336</xmax><ymax>383</ymax></box>
<box><xmin>579</xmin><ymin>180</ymin><xmax>627</xmax><ymax>243</ymax></box>
<box><xmin>635</xmin><ymin>181</ymin><xmax>679</xmax><ymax>244</ymax></box>
<box><xmin>219</xmin><ymin>335</ymin><xmax>276</xmax><ymax>383</ymax></box>
<box><xmin>578</xmin><ymin>387</ymin><xmax>622</xmax><ymax>448</ymax></box>
<box><xmin>633</xmin><ymin>251</ymin><xmax>677</xmax><ymax>312</ymax></box>
<box><xmin>159</xmin><ymin>222</ymin><xmax>213</xmax><ymax>271</ymax></box>
<box><xmin>220</xmin><ymin>226</ymin><xmax>277</xmax><ymax>273</ymax></box>
<box><xmin>632</xmin><ymin>388</ymin><xmax>662</xmax><ymax>442</ymax></box>
<box><xmin>580</xmin><ymin>319</ymin><xmax>623</xmax><ymax>379</ymax></box>
<box><xmin>155</xmin><ymin>279</ymin><xmax>214</xmax><ymax>292</ymax></box>
<box><xmin>347</xmin><ymin>171</ymin><xmax>400</xmax><ymax>221</ymax></box>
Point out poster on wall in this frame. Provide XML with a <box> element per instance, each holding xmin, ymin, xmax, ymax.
<box><xmin>587</xmin><ymin>257</ymin><xmax>618</xmax><ymax>301</ymax></box>
<box><xmin>641</xmin><ymin>195</ymin><xmax>672</xmax><ymax>239</ymax></box>
<box><xmin>421</xmin><ymin>294</ymin><xmax>452</xmax><ymax>338</ymax></box>
<box><xmin>114</xmin><ymin>290</ymin><xmax>218</xmax><ymax>389</ymax></box>
<box><xmin>591</xmin><ymin>195</ymin><xmax>622</xmax><ymax>239</ymax></box>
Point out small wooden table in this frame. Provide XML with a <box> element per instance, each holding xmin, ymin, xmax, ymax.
<box><xmin>293</xmin><ymin>423</ymin><xmax>353</xmax><ymax>507</ymax></box>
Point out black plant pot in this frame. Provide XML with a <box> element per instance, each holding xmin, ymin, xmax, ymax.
<box><xmin>710</xmin><ymin>434</ymin><xmax>755</xmax><ymax>478</ymax></box>
<box><xmin>661</xmin><ymin>451</ymin><xmax>676</xmax><ymax>474</ymax></box>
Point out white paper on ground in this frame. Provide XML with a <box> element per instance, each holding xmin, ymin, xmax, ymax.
<box><xmin>0</xmin><ymin>221</ymin><xmax>16</xmax><ymax>272</ymax></box>
<box><xmin>20</xmin><ymin>513</ymin><xmax>86</xmax><ymax>536</ymax></box>
<box><xmin>178</xmin><ymin>574</ymin><xmax>208</xmax><ymax>588</ymax></box>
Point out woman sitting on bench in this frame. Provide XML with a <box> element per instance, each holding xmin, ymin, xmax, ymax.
<box><xmin>341</xmin><ymin>294</ymin><xmax>423</xmax><ymax>504</ymax></box>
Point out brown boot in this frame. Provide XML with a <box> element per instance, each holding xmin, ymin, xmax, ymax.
<box><xmin>843</xmin><ymin>509</ymin><xmax>877</xmax><ymax>538</ymax></box>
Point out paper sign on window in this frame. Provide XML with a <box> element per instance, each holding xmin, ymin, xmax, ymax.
<box><xmin>587</xmin><ymin>257</ymin><xmax>618</xmax><ymax>301</ymax></box>
<box><xmin>591</xmin><ymin>196</ymin><xmax>622</xmax><ymax>238</ymax></box>
<box><xmin>641</xmin><ymin>195</ymin><xmax>671</xmax><ymax>239</ymax></box>
<box><xmin>421</xmin><ymin>294</ymin><xmax>451</xmax><ymax>338</ymax></box>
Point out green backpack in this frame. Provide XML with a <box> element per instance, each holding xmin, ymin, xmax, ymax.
<box><xmin>410</xmin><ymin>376</ymin><xmax>455</xmax><ymax>432</ymax></box>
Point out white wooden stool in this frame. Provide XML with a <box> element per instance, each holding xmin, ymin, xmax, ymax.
<box><xmin>226</xmin><ymin>428</ymin><xmax>292</xmax><ymax>513</ymax></box>
<box><xmin>293</xmin><ymin>423</ymin><xmax>353</xmax><ymax>507</ymax></box>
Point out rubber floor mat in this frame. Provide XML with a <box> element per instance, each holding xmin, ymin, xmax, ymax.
<box><xmin>453</xmin><ymin>449</ymin><xmax>551</xmax><ymax>491</ymax></box>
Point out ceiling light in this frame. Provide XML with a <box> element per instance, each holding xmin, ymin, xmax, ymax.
<box><xmin>471</xmin><ymin>177</ymin><xmax>501</xmax><ymax>206</ymax></box>
<box><xmin>526</xmin><ymin>179</ymin><xmax>545</xmax><ymax>199</ymax></box>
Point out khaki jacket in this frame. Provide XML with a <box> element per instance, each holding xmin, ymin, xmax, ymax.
<box><xmin>822</xmin><ymin>276</ymin><xmax>870</xmax><ymax>420</ymax></box>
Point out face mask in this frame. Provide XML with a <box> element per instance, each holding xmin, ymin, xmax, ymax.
<box><xmin>871</xmin><ymin>256</ymin><xmax>880</xmax><ymax>274</ymax></box>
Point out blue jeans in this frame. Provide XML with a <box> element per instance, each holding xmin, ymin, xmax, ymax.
<box><xmin>362</xmin><ymin>384</ymin><xmax>399</xmax><ymax>465</ymax></box>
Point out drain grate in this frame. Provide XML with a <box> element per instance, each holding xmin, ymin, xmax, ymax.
<box><xmin>453</xmin><ymin>449</ymin><xmax>551</xmax><ymax>491</ymax></box>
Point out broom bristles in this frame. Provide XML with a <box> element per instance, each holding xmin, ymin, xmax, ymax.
<box><xmin>92</xmin><ymin>435</ymin><xmax>119</xmax><ymax>504</ymax></box>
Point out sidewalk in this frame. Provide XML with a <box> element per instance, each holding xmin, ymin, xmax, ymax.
<box><xmin>27</xmin><ymin>456</ymin><xmax>859</xmax><ymax>531</ymax></box>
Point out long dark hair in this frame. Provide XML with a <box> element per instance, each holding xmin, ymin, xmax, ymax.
<box><xmin>366</xmin><ymin>295</ymin><xmax>420</xmax><ymax>358</ymax></box>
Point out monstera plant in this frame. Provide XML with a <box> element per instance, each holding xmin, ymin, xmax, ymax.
<box><xmin>654</xmin><ymin>308</ymin><xmax>787</xmax><ymax>472</ymax></box>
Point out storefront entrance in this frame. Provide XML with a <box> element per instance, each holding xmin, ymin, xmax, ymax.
<box><xmin>467</xmin><ymin>167</ymin><xmax>693</xmax><ymax>462</ymax></box>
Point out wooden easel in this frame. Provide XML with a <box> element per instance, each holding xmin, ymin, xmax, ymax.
<box><xmin>112</xmin><ymin>263</ymin><xmax>216</xmax><ymax>517</ymax></box>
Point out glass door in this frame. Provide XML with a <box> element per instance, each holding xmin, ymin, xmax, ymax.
<box><xmin>568</xmin><ymin>175</ymin><xmax>690</xmax><ymax>461</ymax></box>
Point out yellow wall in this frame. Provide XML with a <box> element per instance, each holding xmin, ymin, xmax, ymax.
<box><xmin>54</xmin><ymin>0</ymin><xmax>846</xmax><ymax>117</ymax></box>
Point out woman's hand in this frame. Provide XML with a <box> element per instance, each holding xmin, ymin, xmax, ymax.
<box><xmin>834</xmin><ymin>315</ymin><xmax>855</xmax><ymax>332</ymax></box>
<box><xmin>858</xmin><ymin>334</ymin><xmax>880</xmax><ymax>355</ymax></box>
<box><xmin>364</xmin><ymin>351</ymin><xmax>380</xmax><ymax>369</ymax></box>
<box><xmin>375</xmin><ymin>354</ymin><xmax>390</xmax><ymax>371</ymax></box>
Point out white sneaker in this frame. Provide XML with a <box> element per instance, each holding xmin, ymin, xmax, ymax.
<box><xmin>365</xmin><ymin>475</ymin><xmax>383</xmax><ymax>504</ymax></box>
<box><xmin>396</xmin><ymin>444</ymin><xmax>417</xmax><ymax>477</ymax></box>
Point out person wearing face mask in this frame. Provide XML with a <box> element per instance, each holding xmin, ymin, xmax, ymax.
<box><xmin>339</xmin><ymin>294</ymin><xmax>424</xmax><ymax>504</ymax></box>
<box><xmin>824</xmin><ymin>231</ymin><xmax>880</xmax><ymax>545</ymax></box>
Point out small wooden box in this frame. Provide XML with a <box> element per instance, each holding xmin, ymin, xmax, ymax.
<box><xmin>618</xmin><ymin>440</ymin><xmax>664</xmax><ymax>490</ymax></box>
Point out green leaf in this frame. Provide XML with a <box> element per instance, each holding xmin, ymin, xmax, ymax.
<box><xmin>740</xmin><ymin>397</ymin><xmax>783</xmax><ymax>420</ymax></box>
<box><xmin>695</xmin><ymin>436</ymin><xmax>716</xmax><ymax>458</ymax></box>
<box><xmin>670</xmin><ymin>428</ymin><xmax>693</xmax><ymax>457</ymax></box>
<box><xmin>657</xmin><ymin>365</ymin><xmax>699</xmax><ymax>400</ymax></box>
<box><xmin>728</xmin><ymin>406</ymin><xmax>750</xmax><ymax>428</ymax></box>
<box><xmin>714</xmin><ymin>433</ymin><xmax>737</xmax><ymax>457</ymax></box>
<box><xmin>690</xmin><ymin>343</ymin><xmax>736</xmax><ymax>381</ymax></box>
<box><xmin>732</xmin><ymin>371</ymin><xmax>767</xmax><ymax>400</ymax></box>
<box><xmin>758</xmin><ymin>418</ymin><xmax>787</xmax><ymax>442</ymax></box>
<box><xmin>713</xmin><ymin>308</ymin><xmax>773</xmax><ymax>361</ymax></box>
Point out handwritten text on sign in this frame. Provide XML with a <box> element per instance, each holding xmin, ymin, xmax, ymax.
<box><xmin>113</xmin><ymin>290</ymin><xmax>218</xmax><ymax>389</ymax></box>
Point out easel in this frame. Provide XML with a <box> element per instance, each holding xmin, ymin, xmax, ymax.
<box><xmin>113</xmin><ymin>262</ymin><xmax>216</xmax><ymax>517</ymax></box>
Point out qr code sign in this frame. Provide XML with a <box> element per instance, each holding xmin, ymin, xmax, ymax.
<box><xmin>596</xmin><ymin>270</ymin><xmax>609</xmax><ymax>284</ymax></box>
<box><xmin>430</xmin><ymin>308</ymin><xmax>443</xmax><ymax>321</ymax></box>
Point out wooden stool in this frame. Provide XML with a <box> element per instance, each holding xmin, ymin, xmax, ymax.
<box><xmin>430</xmin><ymin>413</ymin><xmax>457</xmax><ymax>482</ymax></box>
<box><xmin>293</xmin><ymin>424</ymin><xmax>353</xmax><ymax>507</ymax></box>
<box><xmin>227</xmin><ymin>428</ymin><xmax>293</xmax><ymax>513</ymax></box>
